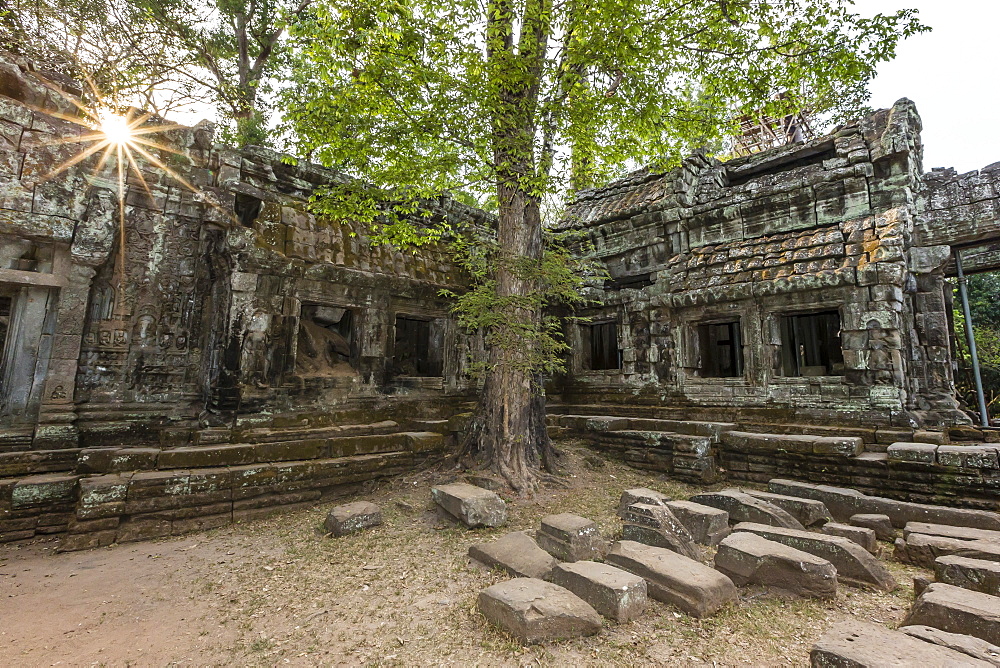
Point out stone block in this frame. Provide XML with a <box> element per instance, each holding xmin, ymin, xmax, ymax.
<box><xmin>606</xmin><ymin>540</ymin><xmax>737</xmax><ymax>618</ymax></box>
<box><xmin>689</xmin><ymin>490</ymin><xmax>804</xmax><ymax>530</ymax></box>
<box><xmin>811</xmin><ymin>620</ymin><xmax>992</xmax><ymax>667</ymax></box>
<box><xmin>431</xmin><ymin>483</ymin><xmax>507</xmax><ymax>528</ymax></box>
<box><xmin>904</xmin><ymin>583</ymin><xmax>1000</xmax><ymax>646</ymax></box>
<box><xmin>895</xmin><ymin>534</ymin><xmax>1000</xmax><ymax>570</ymax></box>
<box><xmin>887</xmin><ymin>442</ymin><xmax>938</xmax><ymax>464</ymax></box>
<box><xmin>742</xmin><ymin>490</ymin><xmax>833</xmax><ymax>527</ymax></box>
<box><xmin>621</xmin><ymin>502</ymin><xmax>699</xmax><ymax>560</ymax></box>
<box><xmin>468</xmin><ymin>531</ymin><xmax>558</xmax><ymax>580</ymax></box>
<box><xmin>714</xmin><ymin>532</ymin><xmax>837</xmax><ymax>599</ymax></box>
<box><xmin>936</xmin><ymin>556</ymin><xmax>1000</xmax><ymax>597</ymax></box>
<box><xmin>899</xmin><ymin>625</ymin><xmax>1000</xmax><ymax>666</ymax></box>
<box><xmin>11</xmin><ymin>474</ymin><xmax>79</xmax><ymax>508</ymax></box>
<box><xmin>904</xmin><ymin>522</ymin><xmax>1000</xmax><ymax>544</ymax></box>
<box><xmin>617</xmin><ymin>487</ymin><xmax>669</xmax><ymax>515</ymax></box>
<box><xmin>664</xmin><ymin>500</ymin><xmax>730</xmax><ymax>546</ymax></box>
<box><xmin>822</xmin><ymin>522</ymin><xmax>878</xmax><ymax>554</ymax></box>
<box><xmin>110</xmin><ymin>448</ymin><xmax>159</xmax><ymax>472</ymax></box>
<box><xmin>550</xmin><ymin>561</ymin><xmax>648</xmax><ymax>622</ymax></box>
<box><xmin>733</xmin><ymin>522</ymin><xmax>896</xmax><ymax>591</ymax></box>
<box><xmin>158</xmin><ymin>444</ymin><xmax>256</xmax><ymax>469</ymax></box>
<box><xmin>849</xmin><ymin>513</ymin><xmax>895</xmax><ymax>541</ymax></box>
<box><xmin>323</xmin><ymin>501</ymin><xmax>382</xmax><ymax>536</ymax></box>
<box><xmin>477</xmin><ymin>578</ymin><xmax>602</xmax><ymax>644</ymax></box>
<box><xmin>938</xmin><ymin>446</ymin><xmax>1000</xmax><ymax>470</ymax></box>
<box><xmin>767</xmin><ymin>478</ymin><xmax>1000</xmax><ymax>530</ymax></box>
<box><xmin>536</xmin><ymin>513</ymin><xmax>608</xmax><ymax>562</ymax></box>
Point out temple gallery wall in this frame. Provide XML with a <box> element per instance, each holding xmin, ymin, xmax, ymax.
<box><xmin>1</xmin><ymin>52</ymin><xmax>1000</xmax><ymax>549</ymax></box>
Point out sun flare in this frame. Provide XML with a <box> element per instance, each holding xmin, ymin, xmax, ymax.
<box><xmin>98</xmin><ymin>110</ymin><xmax>135</xmax><ymax>147</ymax></box>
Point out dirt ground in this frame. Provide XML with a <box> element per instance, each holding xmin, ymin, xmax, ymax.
<box><xmin>1</xmin><ymin>441</ymin><xmax>927</xmax><ymax>667</ymax></box>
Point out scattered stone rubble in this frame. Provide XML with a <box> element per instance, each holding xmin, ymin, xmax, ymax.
<box><xmin>467</xmin><ymin>477</ymin><xmax>1000</xmax><ymax>660</ymax></box>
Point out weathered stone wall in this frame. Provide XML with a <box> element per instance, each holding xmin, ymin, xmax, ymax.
<box><xmin>0</xmin><ymin>53</ymin><xmax>484</xmax><ymax>453</ymax></box>
<box><xmin>556</xmin><ymin>99</ymin><xmax>984</xmax><ymax>431</ymax></box>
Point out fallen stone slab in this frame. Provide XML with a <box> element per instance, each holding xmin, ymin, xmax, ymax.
<box><xmin>850</xmin><ymin>513</ymin><xmax>895</xmax><ymax>542</ymax></box>
<box><xmin>689</xmin><ymin>490</ymin><xmax>804</xmax><ymax>530</ymax></box>
<box><xmin>468</xmin><ymin>531</ymin><xmax>558</xmax><ymax>580</ymax></box>
<box><xmin>536</xmin><ymin>513</ymin><xmax>608</xmax><ymax>562</ymax></box>
<box><xmin>895</xmin><ymin>534</ymin><xmax>1000</xmax><ymax>569</ymax></box>
<box><xmin>936</xmin><ymin>556</ymin><xmax>1000</xmax><ymax>597</ymax></box>
<box><xmin>665</xmin><ymin>500</ymin><xmax>730</xmax><ymax>546</ymax></box>
<box><xmin>904</xmin><ymin>522</ymin><xmax>1000</xmax><ymax>544</ymax></box>
<box><xmin>742</xmin><ymin>490</ymin><xmax>832</xmax><ymax>527</ymax></box>
<box><xmin>768</xmin><ymin>479</ymin><xmax>1000</xmax><ymax>530</ymax></box>
<box><xmin>732</xmin><ymin>522</ymin><xmax>897</xmax><ymax>591</ymax></box>
<box><xmin>904</xmin><ymin>583</ymin><xmax>1000</xmax><ymax>646</ymax></box>
<box><xmin>617</xmin><ymin>487</ymin><xmax>669</xmax><ymax>515</ymax></box>
<box><xmin>714</xmin><ymin>532</ymin><xmax>837</xmax><ymax>599</ymax></box>
<box><xmin>549</xmin><ymin>561</ymin><xmax>648</xmax><ymax>622</ymax></box>
<box><xmin>477</xmin><ymin>578</ymin><xmax>602</xmax><ymax>644</ymax></box>
<box><xmin>323</xmin><ymin>501</ymin><xmax>382</xmax><ymax>536</ymax></box>
<box><xmin>621</xmin><ymin>503</ymin><xmax>700</xmax><ymax>560</ymax></box>
<box><xmin>811</xmin><ymin>620</ymin><xmax>993</xmax><ymax>667</ymax></box>
<box><xmin>900</xmin><ymin>625</ymin><xmax>1000</xmax><ymax>666</ymax></box>
<box><xmin>431</xmin><ymin>483</ymin><xmax>507</xmax><ymax>528</ymax></box>
<box><xmin>606</xmin><ymin>540</ymin><xmax>737</xmax><ymax>618</ymax></box>
<box><xmin>822</xmin><ymin>522</ymin><xmax>877</xmax><ymax>554</ymax></box>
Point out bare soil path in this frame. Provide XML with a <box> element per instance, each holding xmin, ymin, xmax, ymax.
<box><xmin>1</xmin><ymin>442</ymin><xmax>924</xmax><ymax>666</ymax></box>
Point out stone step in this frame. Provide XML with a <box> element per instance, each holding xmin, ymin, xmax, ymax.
<box><xmin>904</xmin><ymin>583</ymin><xmax>1000</xmax><ymax>646</ymax></box>
<box><xmin>811</xmin><ymin>620</ymin><xmax>993</xmax><ymax>667</ymax></box>
<box><xmin>600</xmin><ymin>430</ymin><xmax>713</xmax><ymax>456</ymax></box>
<box><xmin>732</xmin><ymin>522</ymin><xmax>897</xmax><ymax>591</ymax></box>
<box><xmin>69</xmin><ymin>431</ymin><xmax>443</xmax><ymax>475</ymax></box>
<box><xmin>722</xmin><ymin>431</ymin><xmax>863</xmax><ymax>457</ymax></box>
<box><xmin>768</xmin><ymin>478</ymin><xmax>1000</xmax><ymax>530</ymax></box>
<box><xmin>554</xmin><ymin>413</ymin><xmax>735</xmax><ymax>440</ymax></box>
<box><xmin>239</xmin><ymin>420</ymin><xmax>402</xmax><ymax>443</ymax></box>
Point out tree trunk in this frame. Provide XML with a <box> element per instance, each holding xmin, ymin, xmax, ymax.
<box><xmin>459</xmin><ymin>182</ymin><xmax>558</xmax><ymax>494</ymax></box>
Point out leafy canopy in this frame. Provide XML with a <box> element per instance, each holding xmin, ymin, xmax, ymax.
<box><xmin>285</xmin><ymin>0</ymin><xmax>926</xmax><ymax>230</ymax></box>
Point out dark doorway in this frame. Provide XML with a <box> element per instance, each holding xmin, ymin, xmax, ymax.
<box><xmin>779</xmin><ymin>310</ymin><xmax>844</xmax><ymax>376</ymax></box>
<box><xmin>698</xmin><ymin>321</ymin><xmax>744</xmax><ymax>377</ymax></box>
<box><xmin>584</xmin><ymin>321</ymin><xmax>620</xmax><ymax>370</ymax></box>
<box><xmin>393</xmin><ymin>316</ymin><xmax>443</xmax><ymax>376</ymax></box>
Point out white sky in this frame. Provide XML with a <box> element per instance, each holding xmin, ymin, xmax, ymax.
<box><xmin>859</xmin><ymin>0</ymin><xmax>1000</xmax><ymax>173</ymax></box>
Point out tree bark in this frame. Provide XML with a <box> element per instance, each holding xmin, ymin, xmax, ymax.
<box><xmin>459</xmin><ymin>182</ymin><xmax>558</xmax><ymax>494</ymax></box>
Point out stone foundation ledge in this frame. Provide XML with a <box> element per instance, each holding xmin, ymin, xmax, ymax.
<box><xmin>0</xmin><ymin>434</ymin><xmax>448</xmax><ymax>549</ymax></box>
<box><xmin>0</xmin><ymin>431</ymin><xmax>444</xmax><ymax>478</ymax></box>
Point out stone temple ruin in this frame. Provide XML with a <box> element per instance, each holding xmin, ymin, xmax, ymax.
<box><xmin>2</xmin><ymin>49</ymin><xmax>1000</xmax><ymax>559</ymax></box>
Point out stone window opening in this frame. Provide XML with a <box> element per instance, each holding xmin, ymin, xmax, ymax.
<box><xmin>697</xmin><ymin>320</ymin><xmax>744</xmax><ymax>378</ymax></box>
<box><xmin>779</xmin><ymin>310</ymin><xmax>845</xmax><ymax>377</ymax></box>
<box><xmin>234</xmin><ymin>193</ymin><xmax>263</xmax><ymax>228</ymax></box>
<box><xmin>582</xmin><ymin>321</ymin><xmax>621</xmax><ymax>371</ymax></box>
<box><xmin>392</xmin><ymin>315</ymin><xmax>443</xmax><ymax>377</ymax></box>
<box><xmin>295</xmin><ymin>304</ymin><xmax>357</xmax><ymax>376</ymax></box>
